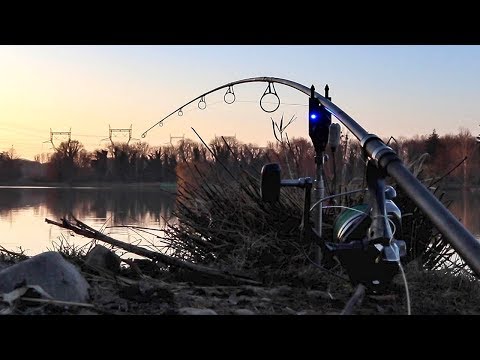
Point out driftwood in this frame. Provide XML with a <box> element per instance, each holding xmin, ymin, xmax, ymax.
<box><xmin>340</xmin><ymin>284</ymin><xmax>366</xmax><ymax>315</ymax></box>
<box><xmin>45</xmin><ymin>215</ymin><xmax>261</xmax><ymax>286</ymax></box>
<box><xmin>20</xmin><ymin>297</ymin><xmax>95</xmax><ymax>308</ymax></box>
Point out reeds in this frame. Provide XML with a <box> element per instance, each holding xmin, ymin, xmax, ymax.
<box><xmin>163</xmin><ymin>139</ymin><xmax>476</xmax><ymax>286</ymax></box>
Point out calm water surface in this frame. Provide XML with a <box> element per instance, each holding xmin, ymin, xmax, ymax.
<box><xmin>444</xmin><ymin>188</ymin><xmax>480</xmax><ymax>239</ymax></box>
<box><xmin>0</xmin><ymin>186</ymin><xmax>176</xmax><ymax>255</ymax></box>
<box><xmin>0</xmin><ymin>186</ymin><xmax>478</xmax><ymax>256</ymax></box>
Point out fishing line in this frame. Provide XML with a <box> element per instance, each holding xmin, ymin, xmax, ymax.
<box><xmin>397</xmin><ymin>260</ymin><xmax>411</xmax><ymax>315</ymax></box>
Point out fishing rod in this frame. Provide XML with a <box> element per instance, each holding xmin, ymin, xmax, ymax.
<box><xmin>142</xmin><ymin>76</ymin><xmax>480</xmax><ymax>278</ymax></box>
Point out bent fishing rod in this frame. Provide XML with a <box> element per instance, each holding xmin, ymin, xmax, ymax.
<box><xmin>142</xmin><ymin>76</ymin><xmax>480</xmax><ymax>277</ymax></box>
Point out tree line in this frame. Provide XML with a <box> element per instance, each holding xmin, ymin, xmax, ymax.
<box><xmin>0</xmin><ymin>128</ymin><xmax>478</xmax><ymax>187</ymax></box>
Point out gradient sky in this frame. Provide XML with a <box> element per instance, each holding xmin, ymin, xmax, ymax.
<box><xmin>1</xmin><ymin>45</ymin><xmax>479</xmax><ymax>160</ymax></box>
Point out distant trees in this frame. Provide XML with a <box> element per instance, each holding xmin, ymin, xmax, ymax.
<box><xmin>0</xmin><ymin>150</ymin><xmax>21</xmax><ymax>182</ymax></box>
<box><xmin>47</xmin><ymin>140</ymin><xmax>85</xmax><ymax>182</ymax></box>
<box><xmin>14</xmin><ymin>127</ymin><xmax>478</xmax><ymax>187</ymax></box>
<box><xmin>91</xmin><ymin>149</ymin><xmax>108</xmax><ymax>180</ymax></box>
<box><xmin>426</xmin><ymin>129</ymin><xmax>440</xmax><ymax>158</ymax></box>
<box><xmin>392</xmin><ymin>128</ymin><xmax>480</xmax><ymax>186</ymax></box>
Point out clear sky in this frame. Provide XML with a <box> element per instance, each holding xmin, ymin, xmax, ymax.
<box><xmin>1</xmin><ymin>45</ymin><xmax>479</xmax><ymax>160</ymax></box>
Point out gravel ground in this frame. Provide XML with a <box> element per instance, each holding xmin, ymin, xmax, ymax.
<box><xmin>1</xmin><ymin>254</ymin><xmax>479</xmax><ymax>315</ymax></box>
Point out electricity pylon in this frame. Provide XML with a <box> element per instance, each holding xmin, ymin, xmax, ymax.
<box><xmin>43</xmin><ymin>128</ymin><xmax>71</xmax><ymax>150</ymax></box>
<box><xmin>102</xmin><ymin>124</ymin><xmax>139</xmax><ymax>146</ymax></box>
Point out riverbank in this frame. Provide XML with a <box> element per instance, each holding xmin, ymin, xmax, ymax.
<box><xmin>1</xmin><ymin>249</ymin><xmax>479</xmax><ymax>315</ymax></box>
<box><xmin>0</xmin><ymin>181</ymin><xmax>177</xmax><ymax>190</ymax></box>
<box><xmin>3</xmin><ymin>179</ymin><xmax>480</xmax><ymax>192</ymax></box>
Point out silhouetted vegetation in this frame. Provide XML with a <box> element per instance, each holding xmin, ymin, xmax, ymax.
<box><xmin>16</xmin><ymin>128</ymin><xmax>478</xmax><ymax>314</ymax></box>
<box><xmin>0</xmin><ymin>150</ymin><xmax>21</xmax><ymax>182</ymax></box>
<box><xmin>0</xmin><ymin>127</ymin><xmax>478</xmax><ymax>187</ymax></box>
<box><xmin>106</xmin><ymin>128</ymin><xmax>474</xmax><ymax>297</ymax></box>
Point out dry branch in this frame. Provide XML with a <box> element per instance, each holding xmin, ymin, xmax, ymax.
<box><xmin>0</xmin><ymin>245</ymin><xmax>29</xmax><ymax>260</ymax></box>
<box><xmin>340</xmin><ymin>284</ymin><xmax>366</xmax><ymax>315</ymax></box>
<box><xmin>45</xmin><ymin>215</ymin><xmax>261</xmax><ymax>286</ymax></box>
<box><xmin>20</xmin><ymin>297</ymin><xmax>95</xmax><ymax>308</ymax></box>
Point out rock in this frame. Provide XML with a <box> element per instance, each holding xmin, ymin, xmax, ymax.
<box><xmin>267</xmin><ymin>285</ymin><xmax>292</xmax><ymax>297</ymax></box>
<box><xmin>306</xmin><ymin>290</ymin><xmax>334</xmax><ymax>300</ymax></box>
<box><xmin>228</xmin><ymin>294</ymin><xmax>238</xmax><ymax>305</ymax></box>
<box><xmin>0</xmin><ymin>251</ymin><xmax>89</xmax><ymax>303</ymax></box>
<box><xmin>284</xmin><ymin>307</ymin><xmax>297</xmax><ymax>315</ymax></box>
<box><xmin>232</xmin><ymin>308</ymin><xmax>255</xmax><ymax>315</ymax></box>
<box><xmin>177</xmin><ymin>307</ymin><xmax>217</xmax><ymax>315</ymax></box>
<box><xmin>296</xmin><ymin>310</ymin><xmax>310</xmax><ymax>315</ymax></box>
<box><xmin>85</xmin><ymin>245</ymin><xmax>121</xmax><ymax>273</ymax></box>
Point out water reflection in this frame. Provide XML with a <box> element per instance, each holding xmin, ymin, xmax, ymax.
<box><xmin>447</xmin><ymin>188</ymin><xmax>480</xmax><ymax>238</ymax></box>
<box><xmin>0</xmin><ymin>187</ymin><xmax>176</xmax><ymax>255</ymax></box>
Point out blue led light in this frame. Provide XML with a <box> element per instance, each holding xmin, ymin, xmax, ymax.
<box><xmin>310</xmin><ymin>114</ymin><xmax>317</xmax><ymax>120</ymax></box>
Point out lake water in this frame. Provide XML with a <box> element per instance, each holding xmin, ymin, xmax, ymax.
<box><xmin>0</xmin><ymin>186</ymin><xmax>176</xmax><ymax>256</ymax></box>
<box><xmin>0</xmin><ymin>186</ymin><xmax>478</xmax><ymax>256</ymax></box>
<box><xmin>444</xmin><ymin>188</ymin><xmax>480</xmax><ymax>239</ymax></box>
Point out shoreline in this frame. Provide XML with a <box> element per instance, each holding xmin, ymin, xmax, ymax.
<box><xmin>0</xmin><ymin>181</ymin><xmax>177</xmax><ymax>190</ymax></box>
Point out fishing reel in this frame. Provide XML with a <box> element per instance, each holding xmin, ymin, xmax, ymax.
<box><xmin>261</xmin><ymin>159</ymin><xmax>407</xmax><ymax>291</ymax></box>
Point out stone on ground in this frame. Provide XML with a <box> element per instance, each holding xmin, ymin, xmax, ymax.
<box><xmin>232</xmin><ymin>308</ymin><xmax>255</xmax><ymax>315</ymax></box>
<box><xmin>0</xmin><ymin>251</ymin><xmax>90</xmax><ymax>303</ymax></box>
<box><xmin>177</xmin><ymin>307</ymin><xmax>217</xmax><ymax>315</ymax></box>
<box><xmin>85</xmin><ymin>245</ymin><xmax>121</xmax><ymax>273</ymax></box>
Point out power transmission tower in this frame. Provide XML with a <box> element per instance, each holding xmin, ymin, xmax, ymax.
<box><xmin>168</xmin><ymin>134</ymin><xmax>185</xmax><ymax>145</ymax></box>
<box><xmin>43</xmin><ymin>128</ymin><xmax>71</xmax><ymax>150</ymax></box>
<box><xmin>102</xmin><ymin>124</ymin><xmax>139</xmax><ymax>146</ymax></box>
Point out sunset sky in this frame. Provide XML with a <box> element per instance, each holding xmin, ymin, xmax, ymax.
<box><xmin>1</xmin><ymin>45</ymin><xmax>479</xmax><ymax>160</ymax></box>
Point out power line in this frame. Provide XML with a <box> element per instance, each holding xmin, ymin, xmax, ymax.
<box><xmin>72</xmin><ymin>134</ymin><xmax>105</xmax><ymax>138</ymax></box>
